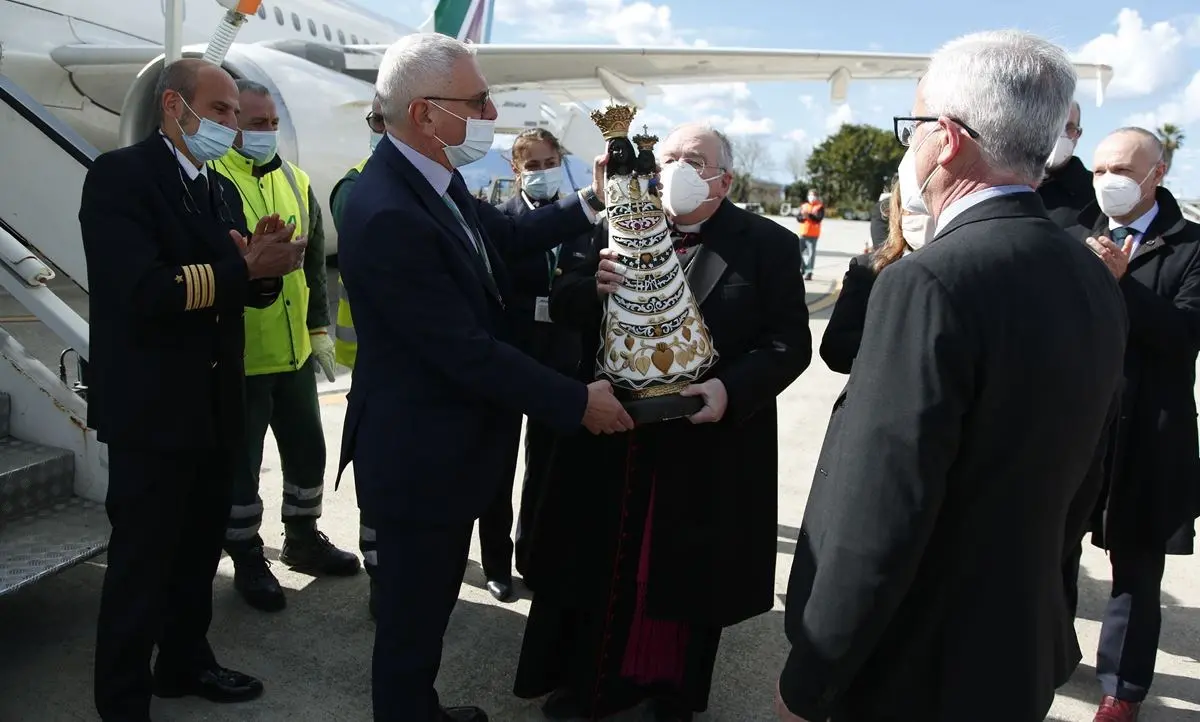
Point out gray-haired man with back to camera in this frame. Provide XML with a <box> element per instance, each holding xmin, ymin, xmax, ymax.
<box><xmin>777</xmin><ymin>30</ymin><xmax>1127</xmax><ymax>722</ymax></box>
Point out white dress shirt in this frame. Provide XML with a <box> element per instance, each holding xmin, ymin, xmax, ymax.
<box><xmin>162</xmin><ymin>133</ymin><xmax>208</xmax><ymax>181</ymax></box>
<box><xmin>935</xmin><ymin>184</ymin><xmax>1035</xmax><ymax>235</ymax></box>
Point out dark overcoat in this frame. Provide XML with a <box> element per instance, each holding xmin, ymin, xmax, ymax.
<box><xmin>527</xmin><ymin>199</ymin><xmax>812</xmax><ymax>627</ymax></box>
<box><xmin>779</xmin><ymin>192</ymin><xmax>1127</xmax><ymax>722</ymax></box>
<box><xmin>1080</xmin><ymin>187</ymin><xmax>1200</xmax><ymax>554</ymax></box>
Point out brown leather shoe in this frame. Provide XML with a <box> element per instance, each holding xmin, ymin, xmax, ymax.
<box><xmin>1095</xmin><ymin>696</ymin><xmax>1140</xmax><ymax>722</ymax></box>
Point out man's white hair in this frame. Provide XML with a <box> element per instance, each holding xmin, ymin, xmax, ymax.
<box><xmin>375</xmin><ymin>33</ymin><xmax>476</xmax><ymax>122</ymax></box>
<box><xmin>667</xmin><ymin>122</ymin><xmax>734</xmax><ymax>171</ymax></box>
<box><xmin>921</xmin><ymin>29</ymin><xmax>1077</xmax><ymax>183</ymax></box>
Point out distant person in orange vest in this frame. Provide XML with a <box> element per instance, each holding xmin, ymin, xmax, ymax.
<box><xmin>798</xmin><ymin>190</ymin><xmax>825</xmax><ymax>280</ymax></box>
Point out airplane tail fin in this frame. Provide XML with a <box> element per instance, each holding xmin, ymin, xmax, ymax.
<box><xmin>422</xmin><ymin>0</ymin><xmax>495</xmax><ymax>43</ymax></box>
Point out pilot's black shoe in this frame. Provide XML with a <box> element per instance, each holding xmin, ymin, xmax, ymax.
<box><xmin>280</xmin><ymin>522</ymin><xmax>361</xmax><ymax>576</ymax></box>
<box><xmin>230</xmin><ymin>546</ymin><xmax>286</xmax><ymax>612</ymax></box>
<box><xmin>487</xmin><ymin>578</ymin><xmax>516</xmax><ymax>603</ymax></box>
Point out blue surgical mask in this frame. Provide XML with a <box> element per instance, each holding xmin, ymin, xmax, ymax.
<box><xmin>370</xmin><ymin>131</ymin><xmax>384</xmax><ymax>152</ymax></box>
<box><xmin>522</xmin><ymin>167</ymin><xmax>562</xmax><ymax>201</ymax></box>
<box><xmin>431</xmin><ymin>101</ymin><xmax>495</xmax><ymax>168</ymax></box>
<box><xmin>238</xmin><ymin>129</ymin><xmax>278</xmax><ymax>165</ymax></box>
<box><xmin>176</xmin><ymin>97</ymin><xmax>237</xmax><ymax>162</ymax></box>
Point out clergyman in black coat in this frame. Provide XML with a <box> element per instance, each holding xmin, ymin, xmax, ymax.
<box><xmin>1076</xmin><ymin>128</ymin><xmax>1200</xmax><ymax>721</ymax></box>
<box><xmin>515</xmin><ymin>123</ymin><xmax>812</xmax><ymax>721</ymax></box>
<box><xmin>777</xmin><ymin>33</ymin><xmax>1127</xmax><ymax>722</ymax></box>
<box><xmin>82</xmin><ymin>59</ymin><xmax>302</xmax><ymax>722</ymax></box>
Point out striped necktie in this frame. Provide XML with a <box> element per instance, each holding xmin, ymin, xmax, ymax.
<box><xmin>441</xmin><ymin>191</ymin><xmax>492</xmax><ymax>276</ymax></box>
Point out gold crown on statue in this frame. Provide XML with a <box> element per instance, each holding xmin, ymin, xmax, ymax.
<box><xmin>591</xmin><ymin>105</ymin><xmax>637</xmax><ymax>139</ymax></box>
<box><xmin>632</xmin><ymin>128</ymin><xmax>659</xmax><ymax>151</ymax></box>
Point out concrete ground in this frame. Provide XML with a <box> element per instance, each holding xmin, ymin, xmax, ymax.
<box><xmin>2</xmin><ymin>219</ymin><xmax>1199</xmax><ymax>721</ymax></box>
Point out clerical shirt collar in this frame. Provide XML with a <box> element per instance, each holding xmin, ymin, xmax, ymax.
<box><xmin>389</xmin><ymin>133</ymin><xmax>452</xmax><ymax>197</ymax></box>
<box><xmin>673</xmin><ymin>221</ymin><xmax>703</xmax><ymax>233</ymax></box>
<box><xmin>162</xmin><ymin>133</ymin><xmax>208</xmax><ymax>181</ymax></box>
<box><xmin>1109</xmin><ymin>202</ymin><xmax>1158</xmax><ymax>237</ymax></box>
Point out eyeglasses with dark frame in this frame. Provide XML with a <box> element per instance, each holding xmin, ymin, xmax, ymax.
<box><xmin>893</xmin><ymin>116</ymin><xmax>981</xmax><ymax>147</ymax></box>
<box><xmin>423</xmin><ymin>90</ymin><xmax>491</xmax><ymax>113</ymax></box>
<box><xmin>365</xmin><ymin>111</ymin><xmax>385</xmax><ymax>133</ymax></box>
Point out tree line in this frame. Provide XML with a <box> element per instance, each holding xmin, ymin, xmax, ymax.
<box><xmin>726</xmin><ymin>121</ymin><xmax>1187</xmax><ymax>215</ymax></box>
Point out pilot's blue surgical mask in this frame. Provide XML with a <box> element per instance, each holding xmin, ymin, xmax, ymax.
<box><xmin>176</xmin><ymin>97</ymin><xmax>237</xmax><ymax>163</ymax></box>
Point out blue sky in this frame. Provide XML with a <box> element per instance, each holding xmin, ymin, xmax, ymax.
<box><xmin>360</xmin><ymin>0</ymin><xmax>1200</xmax><ymax>199</ymax></box>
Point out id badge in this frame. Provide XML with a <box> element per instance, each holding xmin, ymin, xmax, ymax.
<box><xmin>534</xmin><ymin>296</ymin><xmax>553</xmax><ymax>323</ymax></box>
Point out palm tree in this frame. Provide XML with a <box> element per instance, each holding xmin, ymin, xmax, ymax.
<box><xmin>1156</xmin><ymin>124</ymin><xmax>1185</xmax><ymax>175</ymax></box>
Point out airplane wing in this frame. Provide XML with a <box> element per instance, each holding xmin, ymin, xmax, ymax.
<box><xmin>466</xmin><ymin>45</ymin><xmax>1115</xmax><ymax>107</ymax></box>
<box><xmin>347</xmin><ymin>44</ymin><xmax>1114</xmax><ymax>107</ymax></box>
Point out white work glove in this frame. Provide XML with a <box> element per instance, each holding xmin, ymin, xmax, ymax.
<box><xmin>310</xmin><ymin>330</ymin><xmax>336</xmax><ymax>382</ymax></box>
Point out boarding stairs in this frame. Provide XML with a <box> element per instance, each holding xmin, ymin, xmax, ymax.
<box><xmin>0</xmin><ymin>73</ymin><xmax>109</xmax><ymax>597</ymax></box>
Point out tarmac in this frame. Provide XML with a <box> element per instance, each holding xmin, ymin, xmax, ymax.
<box><xmin>2</xmin><ymin>218</ymin><xmax>1199</xmax><ymax>721</ymax></box>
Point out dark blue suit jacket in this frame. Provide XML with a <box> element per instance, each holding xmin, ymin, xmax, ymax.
<box><xmin>336</xmin><ymin>137</ymin><xmax>592</xmax><ymax>523</ymax></box>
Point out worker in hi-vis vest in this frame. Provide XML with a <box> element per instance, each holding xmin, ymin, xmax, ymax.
<box><xmin>213</xmin><ymin>79</ymin><xmax>360</xmax><ymax>614</ymax></box>
<box><xmin>326</xmin><ymin>96</ymin><xmax>383</xmax><ymax>618</ymax></box>
<box><xmin>798</xmin><ymin>189</ymin><xmax>825</xmax><ymax>281</ymax></box>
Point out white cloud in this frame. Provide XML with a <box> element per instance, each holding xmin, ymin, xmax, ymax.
<box><xmin>825</xmin><ymin>104</ymin><xmax>854</xmax><ymax>132</ymax></box>
<box><xmin>1073</xmin><ymin>9</ymin><xmax>1197</xmax><ymax>100</ymax></box>
<box><xmin>1124</xmin><ymin>70</ymin><xmax>1200</xmax><ymax>129</ymax></box>
<box><xmin>784</xmin><ymin>129</ymin><xmax>809</xmax><ymax>145</ymax></box>
<box><xmin>798</xmin><ymin>95</ymin><xmax>814</xmax><ymax>110</ymax></box>
<box><xmin>494</xmin><ymin>0</ymin><xmax>683</xmax><ymax>45</ymax></box>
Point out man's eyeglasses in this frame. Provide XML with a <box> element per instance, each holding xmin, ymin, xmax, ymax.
<box><xmin>366</xmin><ymin>111</ymin><xmax>385</xmax><ymax>134</ymax></box>
<box><xmin>662</xmin><ymin>157</ymin><xmax>726</xmax><ymax>174</ymax></box>
<box><xmin>424</xmin><ymin>90</ymin><xmax>491</xmax><ymax>113</ymax></box>
<box><xmin>893</xmin><ymin>116</ymin><xmax>981</xmax><ymax>146</ymax></box>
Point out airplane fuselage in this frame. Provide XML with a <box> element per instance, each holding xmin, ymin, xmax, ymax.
<box><xmin>1</xmin><ymin>0</ymin><xmax>410</xmax><ymax>150</ymax></box>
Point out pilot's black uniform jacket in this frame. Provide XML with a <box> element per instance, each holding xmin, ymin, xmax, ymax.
<box><xmin>80</xmin><ymin>132</ymin><xmax>281</xmax><ymax>721</ymax></box>
<box><xmin>80</xmin><ymin>133</ymin><xmax>280</xmax><ymax>450</ymax></box>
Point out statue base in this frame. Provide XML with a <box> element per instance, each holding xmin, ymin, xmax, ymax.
<box><xmin>619</xmin><ymin>381</ymin><xmax>704</xmax><ymax>425</ymax></box>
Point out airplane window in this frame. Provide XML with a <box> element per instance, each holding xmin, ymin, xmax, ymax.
<box><xmin>257</xmin><ymin>5</ymin><xmax>266</xmax><ymax>19</ymax></box>
<box><xmin>274</xmin><ymin>7</ymin><xmax>283</xmax><ymax>24</ymax></box>
<box><xmin>338</xmin><ymin>29</ymin><xmax>346</xmax><ymax>44</ymax></box>
<box><xmin>291</xmin><ymin>12</ymin><xmax>300</xmax><ymax>31</ymax></box>
<box><xmin>324</xmin><ymin>25</ymin><xmax>332</xmax><ymax>41</ymax></box>
<box><xmin>308</xmin><ymin>18</ymin><xmax>317</xmax><ymax>36</ymax></box>
<box><xmin>351</xmin><ymin>34</ymin><xmax>358</xmax><ymax>44</ymax></box>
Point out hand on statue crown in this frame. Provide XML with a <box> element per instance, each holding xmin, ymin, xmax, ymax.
<box><xmin>592</xmin><ymin>153</ymin><xmax>609</xmax><ymax>203</ymax></box>
<box><xmin>595</xmin><ymin>248</ymin><xmax>625</xmax><ymax>298</ymax></box>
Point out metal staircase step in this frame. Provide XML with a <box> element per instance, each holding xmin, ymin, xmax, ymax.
<box><xmin>0</xmin><ymin>436</ymin><xmax>75</xmax><ymax>522</ymax></box>
<box><xmin>0</xmin><ymin>496</ymin><xmax>109</xmax><ymax>595</ymax></box>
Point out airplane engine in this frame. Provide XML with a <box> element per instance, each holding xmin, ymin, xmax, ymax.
<box><xmin>117</xmin><ymin>43</ymin><xmax>378</xmax><ymax>255</ymax></box>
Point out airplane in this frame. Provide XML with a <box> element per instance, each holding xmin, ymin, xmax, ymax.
<box><xmin>2</xmin><ymin>0</ymin><xmax>1115</xmax><ymax>261</ymax></box>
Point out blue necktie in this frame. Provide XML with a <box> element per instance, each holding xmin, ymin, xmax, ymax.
<box><xmin>441</xmin><ymin>191</ymin><xmax>492</xmax><ymax>277</ymax></box>
<box><xmin>1110</xmin><ymin>226</ymin><xmax>1135</xmax><ymax>245</ymax></box>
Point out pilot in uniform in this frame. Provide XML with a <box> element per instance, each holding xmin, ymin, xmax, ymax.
<box><xmin>81</xmin><ymin>59</ymin><xmax>302</xmax><ymax>722</ymax></box>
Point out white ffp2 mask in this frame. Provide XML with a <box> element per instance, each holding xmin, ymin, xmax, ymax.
<box><xmin>660</xmin><ymin>162</ymin><xmax>719</xmax><ymax>217</ymax></box>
